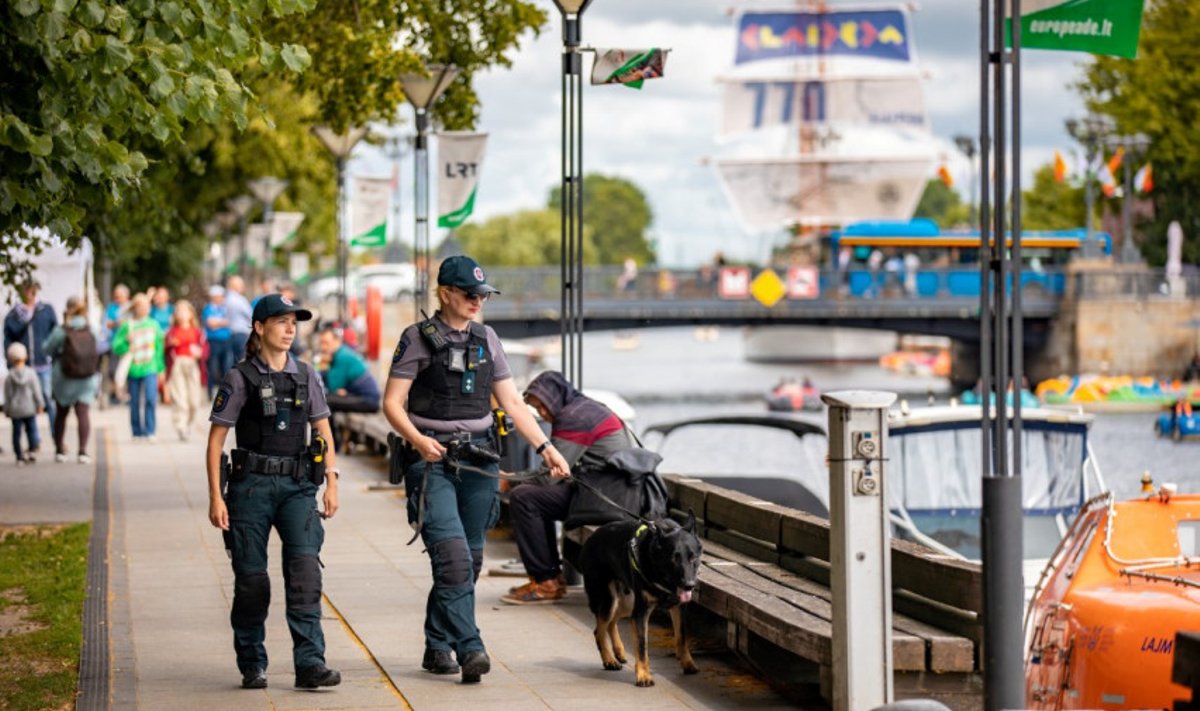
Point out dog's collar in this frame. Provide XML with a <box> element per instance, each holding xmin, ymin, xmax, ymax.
<box><xmin>628</xmin><ymin>524</ymin><xmax>675</xmax><ymax>598</ymax></box>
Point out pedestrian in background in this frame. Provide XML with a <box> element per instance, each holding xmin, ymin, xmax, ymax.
<box><xmin>43</xmin><ymin>297</ymin><xmax>100</xmax><ymax>464</ymax></box>
<box><xmin>103</xmin><ymin>283</ymin><xmax>131</xmax><ymax>405</ymax></box>
<box><xmin>113</xmin><ymin>294</ymin><xmax>164</xmax><ymax>441</ymax></box>
<box><xmin>4</xmin><ymin>342</ymin><xmax>44</xmax><ymax>464</ymax></box>
<box><xmin>226</xmin><ymin>275</ymin><xmax>253</xmax><ymax>360</ymax></box>
<box><xmin>4</xmin><ymin>279</ymin><xmax>58</xmax><ymax>435</ymax></box>
<box><xmin>383</xmin><ymin>255</ymin><xmax>570</xmax><ymax>683</ymax></box>
<box><xmin>316</xmin><ymin>325</ymin><xmax>381</xmax><ymax>453</ymax></box>
<box><xmin>202</xmin><ymin>285</ymin><xmax>232</xmax><ymax>398</ymax></box>
<box><xmin>205</xmin><ymin>294</ymin><xmax>341</xmax><ymax>691</ymax></box>
<box><xmin>165</xmin><ymin>300</ymin><xmax>207</xmax><ymax>441</ymax></box>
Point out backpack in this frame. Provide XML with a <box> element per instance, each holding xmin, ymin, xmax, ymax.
<box><xmin>61</xmin><ymin>326</ymin><xmax>99</xmax><ymax>378</ymax></box>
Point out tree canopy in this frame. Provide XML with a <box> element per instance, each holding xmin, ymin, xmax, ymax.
<box><xmin>913</xmin><ymin>179</ymin><xmax>971</xmax><ymax>229</ymax></box>
<box><xmin>456</xmin><ymin>173</ymin><xmax>655</xmax><ymax>267</ymax></box>
<box><xmin>1077</xmin><ymin>0</ymin><xmax>1200</xmax><ymax>264</ymax></box>
<box><xmin>1</xmin><ymin>0</ymin><xmax>548</xmax><ymax>290</ymax></box>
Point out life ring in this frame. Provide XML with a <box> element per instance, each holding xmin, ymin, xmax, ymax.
<box><xmin>366</xmin><ymin>285</ymin><xmax>382</xmax><ymax>361</ymax></box>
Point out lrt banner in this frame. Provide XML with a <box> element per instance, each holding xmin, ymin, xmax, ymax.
<box><xmin>350</xmin><ymin>177</ymin><xmax>391</xmax><ymax>247</ymax></box>
<box><xmin>437</xmin><ymin>132</ymin><xmax>488</xmax><ymax>229</ymax></box>
<box><xmin>1008</xmin><ymin>0</ymin><xmax>1145</xmax><ymax>58</ymax></box>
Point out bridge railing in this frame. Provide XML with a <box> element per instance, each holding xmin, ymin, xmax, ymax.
<box><xmin>1072</xmin><ymin>269</ymin><xmax>1200</xmax><ymax>298</ymax></box>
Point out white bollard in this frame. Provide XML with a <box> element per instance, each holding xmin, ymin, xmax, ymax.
<box><xmin>822</xmin><ymin>390</ymin><xmax>897</xmax><ymax>711</ymax></box>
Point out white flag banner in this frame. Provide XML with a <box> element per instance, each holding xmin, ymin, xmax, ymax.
<box><xmin>270</xmin><ymin>212</ymin><xmax>306</xmax><ymax>248</ymax></box>
<box><xmin>350</xmin><ymin>177</ymin><xmax>391</xmax><ymax>247</ymax></box>
<box><xmin>246</xmin><ymin>224</ymin><xmax>271</xmax><ymax>266</ymax></box>
<box><xmin>437</xmin><ymin>132</ymin><xmax>488</xmax><ymax>229</ymax></box>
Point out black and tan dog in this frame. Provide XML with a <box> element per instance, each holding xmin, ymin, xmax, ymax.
<box><xmin>579</xmin><ymin>513</ymin><xmax>703</xmax><ymax>687</ymax></box>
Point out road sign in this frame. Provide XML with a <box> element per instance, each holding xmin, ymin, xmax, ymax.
<box><xmin>788</xmin><ymin>266</ymin><xmax>820</xmax><ymax>299</ymax></box>
<box><xmin>719</xmin><ymin>266</ymin><xmax>751</xmax><ymax>299</ymax></box>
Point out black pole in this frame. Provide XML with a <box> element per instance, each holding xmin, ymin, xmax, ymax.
<box><xmin>560</xmin><ymin>11</ymin><xmax>584</xmax><ymax>388</ymax></box>
<box><xmin>415</xmin><ymin>111</ymin><xmax>429</xmax><ymax>323</ymax></box>
<box><xmin>981</xmin><ymin>0</ymin><xmax>1025</xmax><ymax>707</ymax></box>
<box><xmin>1122</xmin><ymin>141</ymin><xmax>1133</xmax><ymax>261</ymax></box>
<box><xmin>336</xmin><ymin>156</ymin><xmax>347</xmax><ymax>325</ymax></box>
<box><xmin>978</xmin><ymin>0</ymin><xmax>992</xmax><ymax>525</ymax></box>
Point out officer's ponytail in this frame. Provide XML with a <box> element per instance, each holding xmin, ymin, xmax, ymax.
<box><xmin>245</xmin><ymin>331</ymin><xmax>262</xmax><ymax>360</ymax></box>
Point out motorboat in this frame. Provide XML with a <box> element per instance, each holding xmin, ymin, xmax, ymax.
<box><xmin>885</xmin><ymin>403</ymin><xmax>1105</xmax><ymax>599</ymax></box>
<box><xmin>642</xmin><ymin>413</ymin><xmax>830</xmax><ymax>517</ymax></box>
<box><xmin>1024</xmin><ymin>482</ymin><xmax>1200</xmax><ymax>709</ymax></box>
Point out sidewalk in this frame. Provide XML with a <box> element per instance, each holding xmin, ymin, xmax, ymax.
<box><xmin>1</xmin><ymin>406</ymin><xmax>795</xmax><ymax>710</ymax></box>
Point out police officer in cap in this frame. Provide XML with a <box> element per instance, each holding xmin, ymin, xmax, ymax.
<box><xmin>206</xmin><ymin>293</ymin><xmax>342</xmax><ymax>690</ymax></box>
<box><xmin>384</xmin><ymin>255</ymin><xmax>570</xmax><ymax>683</ymax></box>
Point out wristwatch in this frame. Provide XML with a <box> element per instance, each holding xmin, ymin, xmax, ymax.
<box><xmin>536</xmin><ymin>441</ymin><xmax>552</xmax><ymax>455</ymax></box>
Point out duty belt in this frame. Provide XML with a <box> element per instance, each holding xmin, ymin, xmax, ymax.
<box><xmin>240</xmin><ymin>452</ymin><xmax>302</xmax><ymax>476</ymax></box>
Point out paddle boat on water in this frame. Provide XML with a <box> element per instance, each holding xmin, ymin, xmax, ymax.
<box><xmin>1154</xmin><ymin>398</ymin><xmax>1200</xmax><ymax>441</ymax></box>
<box><xmin>1024</xmin><ymin>477</ymin><xmax>1200</xmax><ymax>709</ymax></box>
<box><xmin>764</xmin><ymin>376</ymin><xmax>822</xmax><ymax>412</ymax></box>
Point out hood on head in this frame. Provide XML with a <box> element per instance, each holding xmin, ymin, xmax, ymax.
<box><xmin>524</xmin><ymin>370</ymin><xmax>580</xmax><ymax>420</ymax></box>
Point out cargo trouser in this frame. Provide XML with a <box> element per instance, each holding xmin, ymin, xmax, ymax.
<box><xmin>405</xmin><ymin>442</ymin><xmax>501</xmax><ymax>658</ymax></box>
<box><xmin>225</xmin><ymin>472</ymin><xmax>326</xmax><ymax>675</ymax></box>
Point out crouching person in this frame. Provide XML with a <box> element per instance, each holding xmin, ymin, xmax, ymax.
<box><xmin>205</xmin><ymin>294</ymin><xmax>341</xmax><ymax>690</ymax></box>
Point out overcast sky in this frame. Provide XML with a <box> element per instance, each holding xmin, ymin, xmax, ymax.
<box><xmin>355</xmin><ymin>0</ymin><xmax>1092</xmax><ymax>266</ymax></box>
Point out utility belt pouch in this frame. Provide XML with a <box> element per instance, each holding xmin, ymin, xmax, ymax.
<box><xmin>229</xmin><ymin>449</ymin><xmax>249</xmax><ymax>482</ymax></box>
<box><xmin>220</xmin><ymin>452</ymin><xmax>231</xmax><ymax>497</ymax></box>
<box><xmin>307</xmin><ymin>435</ymin><xmax>327</xmax><ymax>486</ymax></box>
<box><xmin>387</xmin><ymin>432</ymin><xmax>411</xmax><ymax>486</ymax></box>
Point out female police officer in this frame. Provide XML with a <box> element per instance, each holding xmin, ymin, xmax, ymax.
<box><xmin>383</xmin><ymin>255</ymin><xmax>570</xmax><ymax>683</ymax></box>
<box><xmin>206</xmin><ymin>294</ymin><xmax>341</xmax><ymax>690</ymax></box>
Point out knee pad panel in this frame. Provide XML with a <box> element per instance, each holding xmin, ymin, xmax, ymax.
<box><xmin>232</xmin><ymin>571</ymin><xmax>270</xmax><ymax>627</ymax></box>
<box><xmin>430</xmin><ymin>538</ymin><xmax>472</xmax><ymax>589</ymax></box>
<box><xmin>286</xmin><ymin>554</ymin><xmax>323</xmax><ymax>610</ymax></box>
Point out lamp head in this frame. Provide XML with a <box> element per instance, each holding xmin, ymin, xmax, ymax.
<box><xmin>953</xmin><ymin>134</ymin><xmax>976</xmax><ymax>157</ymax></box>
<box><xmin>312</xmin><ymin>125</ymin><xmax>368</xmax><ymax>159</ymax></box>
<box><xmin>553</xmin><ymin>0</ymin><xmax>594</xmax><ymax>14</ymax></box>
<box><xmin>399</xmin><ymin>63</ymin><xmax>460</xmax><ymax>110</ymax></box>
<box><xmin>225</xmin><ymin>194</ymin><xmax>256</xmax><ymax>219</ymax></box>
<box><xmin>247</xmin><ymin>177</ymin><xmax>290</xmax><ymax>205</ymax></box>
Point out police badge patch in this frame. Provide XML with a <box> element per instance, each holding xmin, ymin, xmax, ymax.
<box><xmin>212</xmin><ymin>387</ymin><xmax>232</xmax><ymax>414</ymax></box>
<box><xmin>392</xmin><ymin>335</ymin><xmax>410</xmax><ymax>363</ymax></box>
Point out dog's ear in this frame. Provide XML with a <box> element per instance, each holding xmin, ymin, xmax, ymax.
<box><xmin>685</xmin><ymin>508</ymin><xmax>697</xmax><ymax>534</ymax></box>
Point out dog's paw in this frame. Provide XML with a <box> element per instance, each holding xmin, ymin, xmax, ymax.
<box><xmin>602</xmin><ymin>660</ymin><xmax>623</xmax><ymax>671</ymax></box>
<box><xmin>635</xmin><ymin>676</ymin><xmax>655</xmax><ymax>688</ymax></box>
<box><xmin>682</xmin><ymin>662</ymin><xmax>700</xmax><ymax>675</ymax></box>
<box><xmin>614</xmin><ymin>653</ymin><xmax>627</xmax><ymax>665</ymax></box>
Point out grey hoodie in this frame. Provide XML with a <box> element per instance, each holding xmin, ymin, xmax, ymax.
<box><xmin>4</xmin><ymin>365</ymin><xmax>44</xmax><ymax>419</ymax></box>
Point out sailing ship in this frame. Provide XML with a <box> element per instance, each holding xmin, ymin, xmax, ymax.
<box><xmin>714</xmin><ymin>5</ymin><xmax>939</xmax><ymax>361</ymax></box>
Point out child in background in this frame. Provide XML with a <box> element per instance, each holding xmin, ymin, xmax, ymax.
<box><xmin>4</xmin><ymin>342</ymin><xmax>45</xmax><ymax>464</ymax></box>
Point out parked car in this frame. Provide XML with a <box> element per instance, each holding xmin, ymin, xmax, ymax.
<box><xmin>307</xmin><ymin>263</ymin><xmax>417</xmax><ymax>303</ymax></box>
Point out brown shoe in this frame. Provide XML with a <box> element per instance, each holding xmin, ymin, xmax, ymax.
<box><xmin>501</xmin><ymin>577</ymin><xmax>566</xmax><ymax>605</ymax></box>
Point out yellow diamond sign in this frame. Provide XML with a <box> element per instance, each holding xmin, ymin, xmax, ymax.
<box><xmin>750</xmin><ymin>269</ymin><xmax>786</xmax><ymax>307</ymax></box>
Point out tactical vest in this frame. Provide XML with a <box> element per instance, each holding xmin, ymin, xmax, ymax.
<box><xmin>408</xmin><ymin>321</ymin><xmax>494</xmax><ymax>421</ymax></box>
<box><xmin>233</xmin><ymin>360</ymin><xmax>310</xmax><ymax>458</ymax></box>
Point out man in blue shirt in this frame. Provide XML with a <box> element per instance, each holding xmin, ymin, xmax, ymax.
<box><xmin>202</xmin><ymin>286</ymin><xmax>232</xmax><ymax>398</ymax></box>
<box><xmin>225</xmin><ymin>275</ymin><xmax>253</xmax><ymax>361</ymax></box>
<box><xmin>316</xmin><ymin>325</ymin><xmax>380</xmax><ymax>452</ymax></box>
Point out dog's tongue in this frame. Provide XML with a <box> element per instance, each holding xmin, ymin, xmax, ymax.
<box><xmin>677</xmin><ymin>588</ymin><xmax>693</xmax><ymax>604</ymax></box>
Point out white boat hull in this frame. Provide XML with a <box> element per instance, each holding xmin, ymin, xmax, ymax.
<box><xmin>743</xmin><ymin>325</ymin><xmax>896</xmax><ymax>363</ymax></box>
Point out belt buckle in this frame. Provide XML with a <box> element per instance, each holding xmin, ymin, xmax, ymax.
<box><xmin>265</xmin><ymin>459</ymin><xmax>281</xmax><ymax>475</ymax></box>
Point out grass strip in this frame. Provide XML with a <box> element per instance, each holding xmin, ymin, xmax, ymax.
<box><xmin>0</xmin><ymin>523</ymin><xmax>90</xmax><ymax>711</ymax></box>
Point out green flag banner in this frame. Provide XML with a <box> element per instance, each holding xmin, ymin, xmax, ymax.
<box><xmin>591</xmin><ymin>48</ymin><xmax>669</xmax><ymax>89</ymax></box>
<box><xmin>350</xmin><ymin>176</ymin><xmax>391</xmax><ymax>247</ymax></box>
<box><xmin>1007</xmin><ymin>0</ymin><xmax>1145</xmax><ymax>59</ymax></box>
<box><xmin>437</xmin><ymin>132</ymin><xmax>488</xmax><ymax>229</ymax></box>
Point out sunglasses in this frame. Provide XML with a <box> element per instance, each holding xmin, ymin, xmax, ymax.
<box><xmin>453</xmin><ymin>288</ymin><xmax>489</xmax><ymax>303</ymax></box>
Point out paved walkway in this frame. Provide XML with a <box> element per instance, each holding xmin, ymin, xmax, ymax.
<box><xmin>0</xmin><ymin>406</ymin><xmax>796</xmax><ymax>710</ymax></box>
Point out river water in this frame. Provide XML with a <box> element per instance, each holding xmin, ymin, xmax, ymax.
<box><xmin>515</xmin><ymin>325</ymin><xmax>1199</xmax><ymax>502</ymax></box>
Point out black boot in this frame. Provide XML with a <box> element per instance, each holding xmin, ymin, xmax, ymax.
<box><xmin>241</xmin><ymin>668</ymin><xmax>267</xmax><ymax>689</ymax></box>
<box><xmin>460</xmin><ymin>650</ymin><xmax>491</xmax><ymax>684</ymax></box>
<box><xmin>295</xmin><ymin>663</ymin><xmax>341</xmax><ymax>689</ymax></box>
<box><xmin>422</xmin><ymin>648</ymin><xmax>460</xmax><ymax>674</ymax></box>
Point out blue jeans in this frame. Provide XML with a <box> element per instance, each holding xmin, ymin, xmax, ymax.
<box><xmin>207</xmin><ymin>340</ymin><xmax>233</xmax><ymax>397</ymax></box>
<box><xmin>404</xmin><ymin>443</ymin><xmax>501</xmax><ymax>656</ymax></box>
<box><xmin>36</xmin><ymin>367</ymin><xmax>55</xmax><ymax>434</ymax></box>
<box><xmin>127</xmin><ymin>373</ymin><xmax>158</xmax><ymax>437</ymax></box>
<box><xmin>11</xmin><ymin>416</ymin><xmax>39</xmax><ymax>459</ymax></box>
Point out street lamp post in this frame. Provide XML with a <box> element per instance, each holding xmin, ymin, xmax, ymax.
<box><xmin>953</xmin><ymin>134</ymin><xmax>978</xmax><ymax>229</ymax></box>
<box><xmin>1065</xmin><ymin>115</ymin><xmax>1115</xmax><ymax>257</ymax></box>
<box><xmin>248</xmin><ymin>176</ymin><xmax>290</xmax><ymax>286</ymax></box>
<box><xmin>553</xmin><ymin>0</ymin><xmax>594</xmax><ymax>389</ymax></box>
<box><xmin>214</xmin><ymin>210</ymin><xmax>238</xmax><ymax>277</ymax></box>
<box><xmin>384</xmin><ymin>134</ymin><xmax>409</xmax><ymax>263</ymax></box>
<box><xmin>313</xmin><ymin>125</ymin><xmax>368</xmax><ymax>324</ymax></box>
<box><xmin>399</xmin><ymin>64</ymin><xmax>459</xmax><ymax>321</ymax></box>
<box><xmin>225</xmin><ymin>194</ymin><xmax>256</xmax><ymax>278</ymax></box>
<box><xmin>1106</xmin><ymin>133</ymin><xmax>1151</xmax><ymax>263</ymax></box>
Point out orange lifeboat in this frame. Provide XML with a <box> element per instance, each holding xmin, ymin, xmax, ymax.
<box><xmin>1025</xmin><ymin>485</ymin><xmax>1200</xmax><ymax>709</ymax></box>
